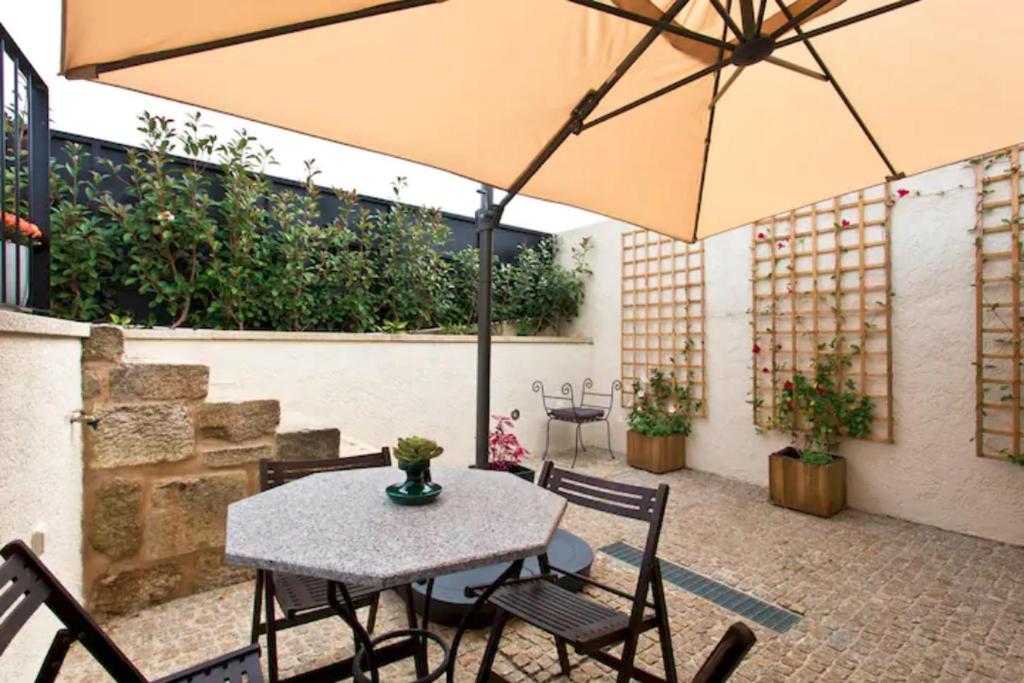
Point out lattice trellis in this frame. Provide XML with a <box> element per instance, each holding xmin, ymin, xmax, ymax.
<box><xmin>975</xmin><ymin>144</ymin><xmax>1024</xmax><ymax>462</ymax></box>
<box><xmin>751</xmin><ymin>187</ymin><xmax>894</xmax><ymax>442</ymax></box>
<box><xmin>621</xmin><ymin>229</ymin><xmax>705</xmax><ymax>411</ymax></box>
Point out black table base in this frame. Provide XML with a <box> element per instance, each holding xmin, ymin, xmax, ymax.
<box><xmin>409</xmin><ymin>529</ymin><xmax>594</xmax><ymax>628</ymax></box>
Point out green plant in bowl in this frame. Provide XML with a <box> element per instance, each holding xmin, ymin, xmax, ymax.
<box><xmin>387</xmin><ymin>437</ymin><xmax>444</xmax><ymax>505</ymax></box>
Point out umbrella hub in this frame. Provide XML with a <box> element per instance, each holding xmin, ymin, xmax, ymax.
<box><xmin>731</xmin><ymin>36</ymin><xmax>775</xmax><ymax>66</ymax></box>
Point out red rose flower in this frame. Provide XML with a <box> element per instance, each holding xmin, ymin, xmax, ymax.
<box><xmin>753</xmin><ymin>343</ymin><xmax>761</xmax><ymax>354</ymax></box>
<box><xmin>784</xmin><ymin>380</ymin><xmax>794</xmax><ymax>391</ymax></box>
<box><xmin>896</xmin><ymin>188</ymin><xmax>910</xmax><ymax>198</ymax></box>
<box><xmin>762</xmin><ymin>367</ymin><xmax>770</xmax><ymax>374</ymax></box>
<box><xmin>777</xmin><ymin>241</ymin><xmax>785</xmax><ymax>249</ymax></box>
<box><xmin>841</xmin><ymin>219</ymin><xmax>850</xmax><ymax>227</ymax></box>
<box><xmin>757</xmin><ymin>232</ymin><xmax>766</xmax><ymax>240</ymax></box>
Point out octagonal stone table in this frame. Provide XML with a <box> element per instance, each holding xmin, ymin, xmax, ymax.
<box><xmin>227</xmin><ymin>466</ymin><xmax>567</xmax><ymax>682</ymax></box>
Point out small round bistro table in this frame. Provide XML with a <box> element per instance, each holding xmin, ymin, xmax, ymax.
<box><xmin>226</xmin><ymin>466</ymin><xmax>567</xmax><ymax>682</ymax></box>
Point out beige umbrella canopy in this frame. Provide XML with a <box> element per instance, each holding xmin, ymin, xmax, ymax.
<box><xmin>62</xmin><ymin>0</ymin><xmax>1024</xmax><ymax>468</ymax></box>
<box><xmin>62</xmin><ymin>0</ymin><xmax>1024</xmax><ymax>243</ymax></box>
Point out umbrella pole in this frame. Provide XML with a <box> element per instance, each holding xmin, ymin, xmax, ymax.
<box><xmin>475</xmin><ymin>185</ymin><xmax>500</xmax><ymax>469</ymax></box>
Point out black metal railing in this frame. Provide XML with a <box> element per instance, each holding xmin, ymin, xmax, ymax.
<box><xmin>1</xmin><ymin>23</ymin><xmax>49</xmax><ymax>311</ymax></box>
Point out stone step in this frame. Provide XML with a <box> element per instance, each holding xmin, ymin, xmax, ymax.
<box><xmin>198</xmin><ymin>436</ymin><xmax>276</xmax><ymax>468</ymax></box>
<box><xmin>109</xmin><ymin>363</ymin><xmax>210</xmax><ymax>403</ymax></box>
<box><xmin>277</xmin><ymin>428</ymin><xmax>341</xmax><ymax>461</ymax></box>
<box><xmin>197</xmin><ymin>400</ymin><xmax>280</xmax><ymax>443</ymax></box>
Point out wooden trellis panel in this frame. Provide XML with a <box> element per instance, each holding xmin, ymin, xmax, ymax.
<box><xmin>750</xmin><ymin>187</ymin><xmax>894</xmax><ymax>442</ymax></box>
<box><xmin>975</xmin><ymin>144</ymin><xmax>1024</xmax><ymax>462</ymax></box>
<box><xmin>621</xmin><ymin>229</ymin><xmax>705</xmax><ymax>412</ymax></box>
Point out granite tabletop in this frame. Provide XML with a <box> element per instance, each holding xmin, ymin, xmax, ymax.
<box><xmin>225</xmin><ymin>466</ymin><xmax>567</xmax><ymax>589</ymax></box>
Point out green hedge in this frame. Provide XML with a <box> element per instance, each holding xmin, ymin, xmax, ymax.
<box><xmin>49</xmin><ymin>112</ymin><xmax>591</xmax><ymax>333</ymax></box>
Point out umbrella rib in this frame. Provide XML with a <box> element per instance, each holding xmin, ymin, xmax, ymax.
<box><xmin>708</xmin><ymin>66</ymin><xmax>744</xmax><ymax>109</ymax></box>
<box><xmin>756</xmin><ymin>0</ymin><xmax>769</xmax><ymax>34</ymax></box>
<box><xmin>708</xmin><ymin>0</ymin><xmax>746</xmax><ymax>40</ymax></box>
<box><xmin>739</xmin><ymin>0</ymin><xmax>758</xmax><ymax>37</ymax></box>
<box><xmin>566</xmin><ymin>0</ymin><xmax>735</xmax><ymax>53</ymax></box>
<box><xmin>774</xmin><ymin>0</ymin><xmax>922</xmax><ymax>49</ymax></box>
<box><xmin>579</xmin><ymin>60</ymin><xmax>726</xmax><ymax>133</ymax></box>
<box><xmin>763</xmin><ymin>56</ymin><xmax>827</xmax><ymax>81</ymax></box>
<box><xmin>770</xmin><ymin>0</ymin><xmax>834</xmax><ymax>39</ymax></box>
<box><xmin>692</xmin><ymin>0</ymin><xmax>736</xmax><ymax>242</ymax></box>
<box><xmin>500</xmin><ymin>0</ymin><xmax>696</xmax><ymax>207</ymax></box>
<box><xmin>773</xmin><ymin>0</ymin><xmax>901</xmax><ymax>178</ymax></box>
<box><xmin>66</xmin><ymin>0</ymin><xmax>444</xmax><ymax>78</ymax></box>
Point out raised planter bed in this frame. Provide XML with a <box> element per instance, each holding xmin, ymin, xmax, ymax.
<box><xmin>769</xmin><ymin>451</ymin><xmax>846</xmax><ymax>518</ymax></box>
<box><xmin>626</xmin><ymin>430</ymin><xmax>685</xmax><ymax>474</ymax></box>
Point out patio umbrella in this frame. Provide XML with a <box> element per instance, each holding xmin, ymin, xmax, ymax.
<box><xmin>62</xmin><ymin>0</ymin><xmax>1024</xmax><ymax>466</ymax></box>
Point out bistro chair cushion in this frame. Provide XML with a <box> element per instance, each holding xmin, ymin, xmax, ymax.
<box><xmin>547</xmin><ymin>406</ymin><xmax>604</xmax><ymax>421</ymax></box>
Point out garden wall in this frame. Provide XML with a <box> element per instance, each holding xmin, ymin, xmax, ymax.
<box><xmin>120</xmin><ymin>330</ymin><xmax>594</xmax><ymax>467</ymax></box>
<box><xmin>561</xmin><ymin>160</ymin><xmax>1024</xmax><ymax>547</ymax></box>
<box><xmin>0</xmin><ymin>310</ymin><xmax>89</xmax><ymax>677</ymax></box>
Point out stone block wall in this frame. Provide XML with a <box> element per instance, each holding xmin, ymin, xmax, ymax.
<box><xmin>80</xmin><ymin>325</ymin><xmax>343</xmax><ymax>616</ymax></box>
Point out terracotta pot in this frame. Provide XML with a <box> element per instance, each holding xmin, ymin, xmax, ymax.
<box><xmin>626</xmin><ymin>430</ymin><xmax>686</xmax><ymax>474</ymax></box>
<box><xmin>768</xmin><ymin>452</ymin><xmax>846</xmax><ymax>518</ymax></box>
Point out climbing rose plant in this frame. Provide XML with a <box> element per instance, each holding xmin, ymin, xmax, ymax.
<box><xmin>771</xmin><ymin>338</ymin><xmax>874</xmax><ymax>465</ymax></box>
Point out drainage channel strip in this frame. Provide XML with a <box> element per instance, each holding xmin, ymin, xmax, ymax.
<box><xmin>598</xmin><ymin>542</ymin><xmax>801</xmax><ymax>633</ymax></box>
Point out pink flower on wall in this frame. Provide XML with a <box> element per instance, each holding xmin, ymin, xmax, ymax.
<box><xmin>753</xmin><ymin>343</ymin><xmax>762</xmax><ymax>354</ymax></box>
<box><xmin>896</xmin><ymin>188</ymin><xmax>910</xmax><ymax>198</ymax></box>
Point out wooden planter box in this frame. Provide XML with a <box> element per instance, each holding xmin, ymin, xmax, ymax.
<box><xmin>768</xmin><ymin>453</ymin><xmax>846</xmax><ymax>518</ymax></box>
<box><xmin>626</xmin><ymin>431</ymin><xmax>685</xmax><ymax>474</ymax></box>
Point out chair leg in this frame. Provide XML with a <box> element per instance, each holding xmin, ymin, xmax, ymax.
<box><xmin>555</xmin><ymin>636</ymin><xmax>571</xmax><ymax>677</ymax></box>
<box><xmin>543</xmin><ymin>418</ymin><xmax>552</xmax><ymax>460</ymax></box>
<box><xmin>250</xmin><ymin>570</ymin><xmax>264</xmax><ymax>644</ymax></box>
<box><xmin>571</xmin><ymin>425</ymin><xmax>580</xmax><ymax>469</ymax></box>
<box><xmin>578</xmin><ymin>423</ymin><xmax>588</xmax><ymax>452</ymax></box>
<box><xmin>367</xmin><ymin>593</ymin><xmax>380</xmax><ymax>633</ymax></box>
<box><xmin>476</xmin><ymin>607</ymin><xmax>511</xmax><ymax>683</ymax></box>
<box><xmin>614</xmin><ymin>632</ymin><xmax>640</xmax><ymax>683</ymax></box>
<box><xmin>401</xmin><ymin>585</ymin><xmax>428</xmax><ymax>679</ymax></box>
<box><xmin>652</xmin><ymin>572</ymin><xmax>678</xmax><ymax>683</ymax></box>
<box><xmin>605</xmin><ymin>419</ymin><xmax>614</xmax><ymax>459</ymax></box>
<box><xmin>264</xmin><ymin>572</ymin><xmax>279</xmax><ymax>683</ymax></box>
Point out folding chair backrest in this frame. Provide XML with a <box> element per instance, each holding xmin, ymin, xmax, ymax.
<box><xmin>538</xmin><ymin>462</ymin><xmax>670</xmax><ymax>630</ymax></box>
<box><xmin>260</xmin><ymin>447</ymin><xmax>392</xmax><ymax>491</ymax></box>
<box><xmin>1</xmin><ymin>540</ymin><xmax>145</xmax><ymax>682</ymax></box>
<box><xmin>692</xmin><ymin>622</ymin><xmax>757</xmax><ymax>683</ymax></box>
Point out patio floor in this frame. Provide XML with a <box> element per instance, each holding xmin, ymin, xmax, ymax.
<box><xmin>56</xmin><ymin>452</ymin><xmax>1024</xmax><ymax>682</ymax></box>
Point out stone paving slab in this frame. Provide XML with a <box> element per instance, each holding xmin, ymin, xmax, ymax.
<box><xmin>54</xmin><ymin>451</ymin><xmax>1024</xmax><ymax>682</ymax></box>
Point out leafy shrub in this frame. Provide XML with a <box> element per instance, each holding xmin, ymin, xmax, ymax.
<box><xmin>47</xmin><ymin>111</ymin><xmax>590</xmax><ymax>334</ymax></box>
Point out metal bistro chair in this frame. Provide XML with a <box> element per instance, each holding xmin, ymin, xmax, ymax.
<box><xmin>476</xmin><ymin>463</ymin><xmax>757</xmax><ymax>683</ymax></box>
<box><xmin>251</xmin><ymin>448</ymin><xmax>423</xmax><ymax>682</ymax></box>
<box><xmin>533</xmin><ymin>378</ymin><xmax>621</xmax><ymax>468</ymax></box>
<box><xmin>0</xmin><ymin>539</ymin><xmax>263</xmax><ymax>683</ymax></box>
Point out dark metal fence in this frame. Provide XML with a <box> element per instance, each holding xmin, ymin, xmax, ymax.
<box><xmin>1</xmin><ymin>23</ymin><xmax>49</xmax><ymax>311</ymax></box>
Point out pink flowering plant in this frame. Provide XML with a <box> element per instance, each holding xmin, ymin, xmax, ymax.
<box><xmin>489</xmin><ymin>414</ymin><xmax>529</xmax><ymax>470</ymax></box>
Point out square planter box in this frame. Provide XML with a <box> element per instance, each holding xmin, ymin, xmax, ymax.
<box><xmin>626</xmin><ymin>430</ymin><xmax>685</xmax><ymax>474</ymax></box>
<box><xmin>768</xmin><ymin>453</ymin><xmax>846</xmax><ymax>518</ymax></box>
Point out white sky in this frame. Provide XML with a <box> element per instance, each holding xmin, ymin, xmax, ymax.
<box><xmin>1</xmin><ymin>1</ymin><xmax>608</xmax><ymax>233</ymax></box>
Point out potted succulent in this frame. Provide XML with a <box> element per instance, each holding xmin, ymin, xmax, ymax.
<box><xmin>488</xmin><ymin>413</ymin><xmax>533</xmax><ymax>482</ymax></box>
<box><xmin>386</xmin><ymin>436</ymin><xmax>445</xmax><ymax>505</ymax></box>
<box><xmin>767</xmin><ymin>342</ymin><xmax>874</xmax><ymax>518</ymax></box>
<box><xmin>627</xmin><ymin>360</ymin><xmax>701</xmax><ymax>474</ymax></box>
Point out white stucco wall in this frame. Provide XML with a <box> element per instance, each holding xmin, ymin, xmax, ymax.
<box><xmin>0</xmin><ymin>310</ymin><xmax>88</xmax><ymax>680</ymax></box>
<box><xmin>561</xmin><ymin>161</ymin><xmax>1024</xmax><ymax>547</ymax></box>
<box><xmin>121</xmin><ymin>330</ymin><xmax>594</xmax><ymax>466</ymax></box>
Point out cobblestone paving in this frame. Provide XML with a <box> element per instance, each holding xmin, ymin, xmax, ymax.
<box><xmin>57</xmin><ymin>452</ymin><xmax>1024</xmax><ymax>682</ymax></box>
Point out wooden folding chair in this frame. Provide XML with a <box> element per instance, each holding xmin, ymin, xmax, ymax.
<box><xmin>1</xmin><ymin>539</ymin><xmax>263</xmax><ymax>683</ymax></box>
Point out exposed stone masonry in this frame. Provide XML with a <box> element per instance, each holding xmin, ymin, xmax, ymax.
<box><xmin>80</xmin><ymin>325</ymin><xmax>352</xmax><ymax>616</ymax></box>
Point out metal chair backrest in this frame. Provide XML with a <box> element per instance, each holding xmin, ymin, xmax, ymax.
<box><xmin>532</xmin><ymin>380</ymin><xmax>576</xmax><ymax>416</ymax></box>
<box><xmin>260</xmin><ymin>447</ymin><xmax>392</xmax><ymax>491</ymax></box>
<box><xmin>692</xmin><ymin>622</ymin><xmax>757</xmax><ymax>683</ymax></box>
<box><xmin>1</xmin><ymin>540</ymin><xmax>146</xmax><ymax>682</ymax></box>
<box><xmin>579</xmin><ymin>378</ymin><xmax>621</xmax><ymax>412</ymax></box>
